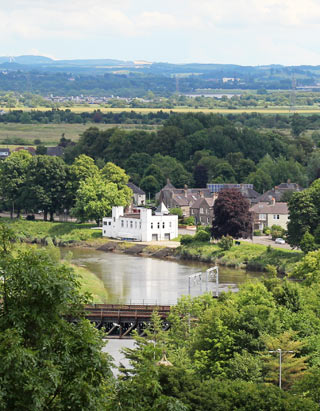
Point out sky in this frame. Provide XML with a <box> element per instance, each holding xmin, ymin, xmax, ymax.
<box><xmin>1</xmin><ymin>0</ymin><xmax>320</xmax><ymax>66</ymax></box>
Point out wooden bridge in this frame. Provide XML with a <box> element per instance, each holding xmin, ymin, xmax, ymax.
<box><xmin>84</xmin><ymin>303</ymin><xmax>171</xmax><ymax>338</ymax></box>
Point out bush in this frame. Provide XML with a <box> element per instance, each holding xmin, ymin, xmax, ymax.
<box><xmin>270</xmin><ymin>225</ymin><xmax>286</xmax><ymax>240</ymax></box>
<box><xmin>194</xmin><ymin>230</ymin><xmax>210</xmax><ymax>242</ymax></box>
<box><xmin>180</xmin><ymin>234</ymin><xmax>194</xmax><ymax>245</ymax></box>
<box><xmin>263</xmin><ymin>226</ymin><xmax>271</xmax><ymax>235</ymax></box>
<box><xmin>170</xmin><ymin>208</ymin><xmax>183</xmax><ymax>218</ymax></box>
<box><xmin>218</xmin><ymin>235</ymin><xmax>233</xmax><ymax>250</ymax></box>
<box><xmin>254</xmin><ymin>230</ymin><xmax>262</xmax><ymax>236</ymax></box>
<box><xmin>183</xmin><ymin>216</ymin><xmax>195</xmax><ymax>225</ymax></box>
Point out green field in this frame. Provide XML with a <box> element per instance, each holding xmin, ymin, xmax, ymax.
<box><xmin>0</xmin><ymin>122</ymin><xmax>155</xmax><ymax>145</ymax></box>
<box><xmin>4</xmin><ymin>105</ymin><xmax>320</xmax><ymax>114</ymax></box>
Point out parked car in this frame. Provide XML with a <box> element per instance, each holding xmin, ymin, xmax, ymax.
<box><xmin>275</xmin><ymin>238</ymin><xmax>285</xmax><ymax>244</ymax></box>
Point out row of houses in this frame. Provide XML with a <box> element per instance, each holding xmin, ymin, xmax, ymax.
<box><xmin>155</xmin><ymin>180</ymin><xmax>303</xmax><ymax>230</ymax></box>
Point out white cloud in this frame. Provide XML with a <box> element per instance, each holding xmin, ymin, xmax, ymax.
<box><xmin>1</xmin><ymin>0</ymin><xmax>320</xmax><ymax>64</ymax></box>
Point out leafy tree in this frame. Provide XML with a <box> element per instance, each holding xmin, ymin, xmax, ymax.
<box><xmin>0</xmin><ymin>150</ymin><xmax>32</xmax><ymax>218</ymax></box>
<box><xmin>246</xmin><ymin>169</ymin><xmax>273</xmax><ymax>193</ymax></box>
<box><xmin>170</xmin><ymin>208</ymin><xmax>183</xmax><ymax>218</ymax></box>
<box><xmin>140</xmin><ymin>175</ymin><xmax>160</xmax><ymax>198</ymax></box>
<box><xmin>287</xmin><ymin>180</ymin><xmax>320</xmax><ymax>247</ymax></box>
<box><xmin>300</xmin><ymin>231</ymin><xmax>317</xmax><ymax>254</ymax></box>
<box><xmin>22</xmin><ymin>155</ymin><xmax>68</xmax><ymax>221</ymax></box>
<box><xmin>212</xmin><ymin>188</ymin><xmax>252</xmax><ymax>239</ymax></box>
<box><xmin>72</xmin><ymin>163</ymin><xmax>132</xmax><ymax>225</ymax></box>
<box><xmin>262</xmin><ymin>331</ymin><xmax>308</xmax><ymax>390</ymax></box>
<box><xmin>193</xmin><ymin>164</ymin><xmax>208</xmax><ymax>188</ymax></box>
<box><xmin>143</xmin><ymin>164</ymin><xmax>166</xmax><ymax>187</ymax></box>
<box><xmin>0</xmin><ymin>225</ymin><xmax>112</xmax><ymax>410</ymax></box>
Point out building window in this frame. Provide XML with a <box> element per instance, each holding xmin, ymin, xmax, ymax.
<box><xmin>259</xmin><ymin>214</ymin><xmax>266</xmax><ymax>220</ymax></box>
<box><xmin>113</xmin><ymin>217</ymin><xmax>115</xmax><ymax>222</ymax></box>
<box><xmin>190</xmin><ymin>209</ymin><xmax>193</xmax><ymax>214</ymax></box>
<box><xmin>200</xmin><ymin>208</ymin><xmax>204</xmax><ymax>213</ymax></box>
<box><xmin>103</xmin><ymin>230</ymin><xmax>106</xmax><ymax>234</ymax></box>
<box><xmin>108</xmin><ymin>222</ymin><xmax>111</xmax><ymax>226</ymax></box>
<box><xmin>130</xmin><ymin>221</ymin><xmax>133</xmax><ymax>228</ymax></box>
<box><xmin>126</xmin><ymin>221</ymin><xmax>128</xmax><ymax>227</ymax></box>
<box><xmin>139</xmin><ymin>222</ymin><xmax>141</xmax><ymax>229</ymax></box>
<box><xmin>121</xmin><ymin>220</ymin><xmax>124</xmax><ymax>227</ymax></box>
<box><xmin>163</xmin><ymin>222</ymin><xmax>165</xmax><ymax>229</ymax></box>
<box><xmin>151</xmin><ymin>222</ymin><xmax>153</xmax><ymax>229</ymax></box>
<box><xmin>103</xmin><ymin>221</ymin><xmax>108</xmax><ymax>226</ymax></box>
<box><xmin>169</xmin><ymin>222</ymin><xmax>172</xmax><ymax>228</ymax></box>
<box><xmin>135</xmin><ymin>221</ymin><xmax>137</xmax><ymax>228</ymax></box>
<box><xmin>157</xmin><ymin>222</ymin><xmax>160</xmax><ymax>229</ymax></box>
<box><xmin>273</xmin><ymin>214</ymin><xmax>280</xmax><ymax>220</ymax></box>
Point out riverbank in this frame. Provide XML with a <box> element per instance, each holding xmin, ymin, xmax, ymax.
<box><xmin>2</xmin><ymin>218</ymin><xmax>303</xmax><ymax>274</ymax></box>
<box><xmin>176</xmin><ymin>241</ymin><xmax>302</xmax><ymax>274</ymax></box>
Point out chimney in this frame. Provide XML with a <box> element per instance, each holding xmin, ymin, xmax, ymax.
<box><xmin>272</xmin><ymin>197</ymin><xmax>276</xmax><ymax>206</ymax></box>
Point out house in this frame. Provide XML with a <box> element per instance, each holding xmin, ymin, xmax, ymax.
<box><xmin>156</xmin><ymin>180</ymin><xmax>213</xmax><ymax>217</ymax></box>
<box><xmin>0</xmin><ymin>148</ymin><xmax>10</xmax><ymax>160</ymax></box>
<box><xmin>102</xmin><ymin>204</ymin><xmax>178</xmax><ymax>242</ymax></box>
<box><xmin>256</xmin><ymin>182</ymin><xmax>303</xmax><ymax>203</ymax></box>
<box><xmin>127</xmin><ymin>182</ymin><xmax>146</xmax><ymax>206</ymax></box>
<box><xmin>14</xmin><ymin>146</ymin><xmax>36</xmax><ymax>156</ymax></box>
<box><xmin>250</xmin><ymin>200</ymin><xmax>289</xmax><ymax>231</ymax></box>
<box><xmin>189</xmin><ymin>196</ymin><xmax>216</xmax><ymax>225</ymax></box>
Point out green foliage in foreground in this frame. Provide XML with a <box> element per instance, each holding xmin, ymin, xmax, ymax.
<box><xmin>0</xmin><ymin>223</ymin><xmax>112</xmax><ymax>410</ymax></box>
<box><xmin>110</xmin><ymin>262</ymin><xmax>320</xmax><ymax>410</ymax></box>
<box><xmin>177</xmin><ymin>241</ymin><xmax>302</xmax><ymax>273</ymax></box>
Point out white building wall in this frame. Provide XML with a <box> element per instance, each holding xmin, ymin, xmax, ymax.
<box><xmin>102</xmin><ymin>207</ymin><xmax>178</xmax><ymax>241</ymax></box>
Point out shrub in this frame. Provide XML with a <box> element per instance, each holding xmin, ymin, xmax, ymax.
<box><xmin>270</xmin><ymin>225</ymin><xmax>286</xmax><ymax>240</ymax></box>
<box><xmin>183</xmin><ymin>216</ymin><xmax>195</xmax><ymax>225</ymax></box>
<box><xmin>254</xmin><ymin>230</ymin><xmax>262</xmax><ymax>236</ymax></box>
<box><xmin>170</xmin><ymin>208</ymin><xmax>183</xmax><ymax>218</ymax></box>
<box><xmin>180</xmin><ymin>235</ymin><xmax>194</xmax><ymax>245</ymax></box>
<box><xmin>300</xmin><ymin>231</ymin><xmax>317</xmax><ymax>254</ymax></box>
<box><xmin>194</xmin><ymin>230</ymin><xmax>210</xmax><ymax>242</ymax></box>
<box><xmin>218</xmin><ymin>235</ymin><xmax>233</xmax><ymax>250</ymax></box>
<box><xmin>263</xmin><ymin>226</ymin><xmax>271</xmax><ymax>235</ymax></box>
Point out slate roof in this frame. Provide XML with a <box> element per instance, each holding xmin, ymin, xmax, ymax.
<box><xmin>127</xmin><ymin>182</ymin><xmax>145</xmax><ymax>195</ymax></box>
<box><xmin>190</xmin><ymin>197</ymin><xmax>215</xmax><ymax>209</ymax></box>
<box><xmin>250</xmin><ymin>202</ymin><xmax>289</xmax><ymax>215</ymax></box>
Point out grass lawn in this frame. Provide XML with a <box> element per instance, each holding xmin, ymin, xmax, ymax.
<box><xmin>71</xmin><ymin>264</ymin><xmax>109</xmax><ymax>304</ymax></box>
<box><xmin>177</xmin><ymin>241</ymin><xmax>302</xmax><ymax>274</ymax></box>
<box><xmin>2</xmin><ymin>218</ymin><xmax>104</xmax><ymax>245</ymax></box>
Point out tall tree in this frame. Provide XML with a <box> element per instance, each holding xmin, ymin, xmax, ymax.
<box><xmin>0</xmin><ymin>150</ymin><xmax>32</xmax><ymax>218</ymax></box>
<box><xmin>212</xmin><ymin>188</ymin><xmax>252</xmax><ymax>239</ymax></box>
<box><xmin>22</xmin><ymin>155</ymin><xmax>68</xmax><ymax>221</ymax></box>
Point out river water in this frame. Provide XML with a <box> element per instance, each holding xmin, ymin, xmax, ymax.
<box><xmin>63</xmin><ymin>247</ymin><xmax>263</xmax><ymax>371</ymax></box>
<box><xmin>65</xmin><ymin>247</ymin><xmax>262</xmax><ymax>305</ymax></box>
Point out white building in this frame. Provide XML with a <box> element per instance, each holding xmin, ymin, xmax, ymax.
<box><xmin>102</xmin><ymin>204</ymin><xmax>178</xmax><ymax>241</ymax></box>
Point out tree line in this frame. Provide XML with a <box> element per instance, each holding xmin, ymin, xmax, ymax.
<box><xmin>63</xmin><ymin>113</ymin><xmax>320</xmax><ymax>195</ymax></box>
<box><xmin>0</xmin><ymin>152</ymin><xmax>132</xmax><ymax>225</ymax></box>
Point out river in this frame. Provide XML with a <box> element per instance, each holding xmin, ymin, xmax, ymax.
<box><xmin>65</xmin><ymin>247</ymin><xmax>263</xmax><ymax>305</ymax></box>
<box><xmin>63</xmin><ymin>247</ymin><xmax>262</xmax><ymax>371</ymax></box>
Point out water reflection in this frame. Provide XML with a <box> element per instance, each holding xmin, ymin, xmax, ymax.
<box><xmin>62</xmin><ymin>248</ymin><xmax>263</xmax><ymax>305</ymax></box>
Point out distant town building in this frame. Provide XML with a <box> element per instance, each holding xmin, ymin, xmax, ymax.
<box><xmin>256</xmin><ymin>182</ymin><xmax>303</xmax><ymax>203</ymax></box>
<box><xmin>0</xmin><ymin>148</ymin><xmax>10</xmax><ymax>160</ymax></box>
<box><xmin>250</xmin><ymin>200</ymin><xmax>289</xmax><ymax>231</ymax></box>
<box><xmin>102</xmin><ymin>204</ymin><xmax>178</xmax><ymax>242</ymax></box>
<box><xmin>189</xmin><ymin>196</ymin><xmax>216</xmax><ymax>225</ymax></box>
<box><xmin>127</xmin><ymin>182</ymin><xmax>146</xmax><ymax>206</ymax></box>
<box><xmin>14</xmin><ymin>146</ymin><xmax>36</xmax><ymax>156</ymax></box>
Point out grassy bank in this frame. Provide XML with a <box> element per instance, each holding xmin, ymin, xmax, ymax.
<box><xmin>71</xmin><ymin>264</ymin><xmax>109</xmax><ymax>304</ymax></box>
<box><xmin>1</xmin><ymin>218</ymin><xmax>104</xmax><ymax>246</ymax></box>
<box><xmin>176</xmin><ymin>241</ymin><xmax>302</xmax><ymax>274</ymax></box>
